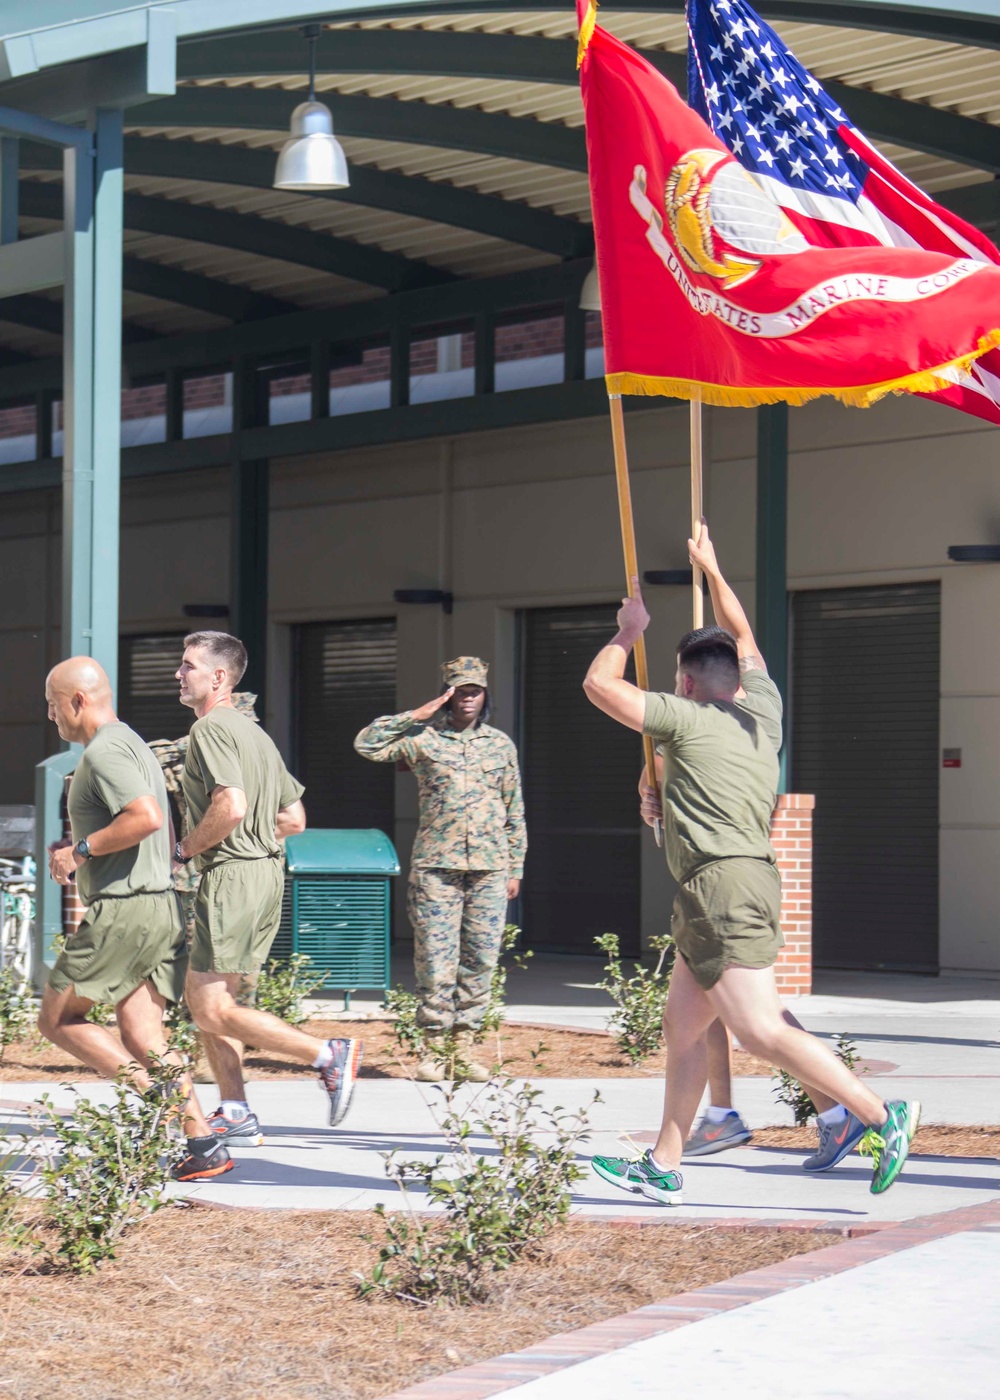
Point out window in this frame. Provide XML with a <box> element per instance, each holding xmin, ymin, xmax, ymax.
<box><xmin>409</xmin><ymin>323</ymin><xmax>475</xmax><ymax>404</ymax></box>
<box><xmin>495</xmin><ymin>310</ymin><xmax>564</xmax><ymax>392</ymax></box>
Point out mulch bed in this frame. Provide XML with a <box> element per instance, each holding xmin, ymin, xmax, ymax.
<box><xmin>0</xmin><ymin>1020</ymin><xmax>776</xmax><ymax>1082</ymax></box>
<box><xmin>0</xmin><ymin>1210</ymin><xmax>834</xmax><ymax>1400</ymax></box>
<box><xmin>750</xmin><ymin>1123</ymin><xmax>1000</xmax><ymax>1160</ymax></box>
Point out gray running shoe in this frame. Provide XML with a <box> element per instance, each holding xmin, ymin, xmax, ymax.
<box><xmin>207</xmin><ymin>1106</ymin><xmax>264</xmax><ymax>1147</ymax></box>
<box><xmin>318</xmin><ymin>1037</ymin><xmax>363</xmax><ymax>1126</ymax></box>
<box><xmin>802</xmin><ymin>1111</ymin><xmax>867</xmax><ymax>1173</ymax></box>
<box><xmin>683</xmin><ymin>1110</ymin><xmax>753</xmax><ymax>1156</ymax></box>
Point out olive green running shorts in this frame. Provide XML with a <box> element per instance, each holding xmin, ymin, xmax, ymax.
<box><xmin>671</xmin><ymin>857</ymin><xmax>783</xmax><ymax>990</ymax></box>
<box><xmin>190</xmin><ymin>858</ymin><xmax>284</xmax><ymax>976</ymax></box>
<box><xmin>48</xmin><ymin>890</ymin><xmax>186</xmax><ymax>1006</ymax></box>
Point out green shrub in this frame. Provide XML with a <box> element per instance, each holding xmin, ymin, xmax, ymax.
<box><xmin>478</xmin><ymin>923</ymin><xmax>534</xmax><ymax>1038</ymax></box>
<box><xmin>358</xmin><ymin>1068</ymin><xmax>595</xmax><ymax>1305</ymax></box>
<box><xmin>0</xmin><ymin>965</ymin><xmax>35</xmax><ymax>1062</ymax></box>
<box><xmin>595</xmin><ymin>932</ymin><xmax>674</xmax><ymax>1065</ymax></box>
<box><xmin>1</xmin><ymin>1058</ymin><xmax>186</xmax><ymax>1274</ymax></box>
<box><xmin>772</xmin><ymin>1033</ymin><xmax>861</xmax><ymax>1125</ymax></box>
<box><xmin>384</xmin><ymin>984</ymin><xmax>427</xmax><ymax>1060</ymax></box>
<box><xmin>255</xmin><ymin>953</ymin><xmax>326</xmax><ymax>1026</ymax></box>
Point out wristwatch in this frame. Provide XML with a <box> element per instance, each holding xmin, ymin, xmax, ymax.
<box><xmin>174</xmin><ymin>841</ymin><xmax>192</xmax><ymax>864</ymax></box>
<box><xmin>73</xmin><ymin>838</ymin><xmax>93</xmax><ymax>861</ymax></box>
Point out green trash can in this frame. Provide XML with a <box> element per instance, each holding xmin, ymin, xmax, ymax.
<box><xmin>272</xmin><ymin>829</ymin><xmax>400</xmax><ymax>1008</ymax></box>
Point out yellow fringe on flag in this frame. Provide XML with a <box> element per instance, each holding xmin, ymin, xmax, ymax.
<box><xmin>577</xmin><ymin>0</ymin><xmax>598</xmax><ymax>68</ymax></box>
<box><xmin>605</xmin><ymin>328</ymin><xmax>1000</xmax><ymax>410</ymax></box>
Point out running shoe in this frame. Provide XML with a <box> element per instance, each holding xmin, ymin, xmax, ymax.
<box><xmin>802</xmin><ymin>1111</ymin><xmax>867</xmax><ymax>1173</ymax></box>
<box><xmin>591</xmin><ymin>1149</ymin><xmax>684</xmax><ymax>1205</ymax></box>
<box><xmin>172</xmin><ymin>1141</ymin><xmax>234</xmax><ymax>1182</ymax></box>
<box><xmin>206</xmin><ymin>1106</ymin><xmax>264</xmax><ymax>1147</ymax></box>
<box><xmin>683</xmin><ymin>1110</ymin><xmax>753</xmax><ymax>1156</ymax></box>
<box><xmin>318</xmin><ymin>1037</ymin><xmax>363</xmax><ymax>1126</ymax></box>
<box><xmin>860</xmin><ymin>1100</ymin><xmax>921</xmax><ymax>1195</ymax></box>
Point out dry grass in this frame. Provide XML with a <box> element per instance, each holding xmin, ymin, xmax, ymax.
<box><xmin>0</xmin><ymin>1020</ymin><xmax>774</xmax><ymax>1082</ymax></box>
<box><xmin>0</xmin><ymin>1209</ymin><xmax>833</xmax><ymax>1400</ymax></box>
<box><xmin>752</xmin><ymin>1123</ymin><xmax>1000</xmax><ymax>1159</ymax></box>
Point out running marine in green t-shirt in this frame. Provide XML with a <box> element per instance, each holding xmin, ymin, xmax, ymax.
<box><xmin>581</xmin><ymin>522</ymin><xmax>919</xmax><ymax>1206</ymax></box>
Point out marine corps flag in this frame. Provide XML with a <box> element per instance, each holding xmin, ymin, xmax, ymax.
<box><xmin>577</xmin><ymin>8</ymin><xmax>1000</xmax><ymax>409</ymax></box>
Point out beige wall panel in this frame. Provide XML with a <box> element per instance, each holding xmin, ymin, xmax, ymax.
<box><xmin>0</xmin><ymin>723</ymin><xmax>48</xmax><ymax>803</ymax></box>
<box><xmin>120</xmin><ymin>516</ymin><xmax>228</xmax><ymax>628</ymax></box>
<box><xmin>0</xmin><ymin>629</ymin><xmax>49</xmax><ymax>720</ymax></box>
<box><xmin>940</xmin><ymin>829</ymin><xmax>1000</xmax><ymax>973</ymax></box>
<box><xmin>941</xmin><ymin>567</ymin><xmax>1000</xmax><ymax>696</ymax></box>
<box><xmin>939</xmin><ymin>698</ymin><xmax>1000</xmax><ymax>827</ymax></box>
<box><xmin>272</xmin><ymin>443</ymin><xmax>443</xmax><ymax>509</ymax></box>
<box><xmin>788</xmin><ymin>395</ymin><xmax>986</xmax><ymax>456</ymax></box>
<box><xmin>787</xmin><ymin>432</ymin><xmax>1000</xmax><ymax>581</ymax></box>
<box><xmin>0</xmin><ymin>534</ymin><xmax>48</xmax><ymax>628</ymax></box>
<box><xmin>0</xmin><ymin>493</ymin><xmax>50</xmax><ymax>542</ymax></box>
<box><xmin>269</xmin><ymin>495</ymin><xmax>439</xmax><ymax>618</ymax></box>
<box><xmin>121</xmin><ymin>469</ymin><xmax>230</xmax><ymax>529</ymax></box>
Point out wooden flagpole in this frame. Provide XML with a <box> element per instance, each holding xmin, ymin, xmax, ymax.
<box><xmin>690</xmin><ymin>397</ymin><xmax>705</xmax><ymax>628</ymax></box>
<box><xmin>608</xmin><ymin>393</ymin><xmax>662</xmax><ymax>846</ymax></box>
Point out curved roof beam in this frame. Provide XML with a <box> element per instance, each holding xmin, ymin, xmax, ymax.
<box><xmin>137</xmin><ymin>87</ymin><xmax>589</xmax><ymax>172</ymax></box>
<box><xmin>177</xmin><ymin>29</ymin><xmax>1000</xmax><ymax>174</ymax></box>
<box><xmin>18</xmin><ymin>176</ymin><xmax>459</xmax><ymax>292</ymax></box>
<box><xmin>0</xmin><ymin>1</ymin><xmax>997</xmax><ymax>75</ymax></box>
<box><xmin>22</xmin><ymin>134</ymin><xmax>591</xmax><ymax>258</ymax></box>
<box><xmin>121</xmin><ymin>255</ymin><xmax>299</xmax><ymax>320</ymax></box>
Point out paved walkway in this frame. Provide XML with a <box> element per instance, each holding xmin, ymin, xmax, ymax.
<box><xmin>380</xmin><ymin>1201</ymin><xmax>1000</xmax><ymax>1400</ymax></box>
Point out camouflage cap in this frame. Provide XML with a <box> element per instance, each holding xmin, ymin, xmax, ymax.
<box><xmin>441</xmin><ymin>656</ymin><xmax>489</xmax><ymax>688</ymax></box>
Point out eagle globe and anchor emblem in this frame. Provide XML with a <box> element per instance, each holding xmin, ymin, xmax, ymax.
<box><xmin>663</xmin><ymin>148</ymin><xmax>808</xmax><ymax>289</ymax></box>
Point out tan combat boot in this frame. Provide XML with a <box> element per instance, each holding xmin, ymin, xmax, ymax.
<box><xmin>415</xmin><ymin>1032</ymin><xmax>450</xmax><ymax>1083</ymax></box>
<box><xmin>453</xmin><ymin>1030</ymin><xmax>491</xmax><ymax>1083</ymax></box>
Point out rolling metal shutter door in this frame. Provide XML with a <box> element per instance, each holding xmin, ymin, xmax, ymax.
<box><xmin>791</xmin><ymin>584</ymin><xmax>940</xmax><ymax>971</ymax></box>
<box><xmin>293</xmin><ymin>619</ymin><xmax>396</xmax><ymax>830</ymax></box>
<box><xmin>119</xmin><ymin>633</ymin><xmax>190</xmax><ymax>742</ymax></box>
<box><xmin>521</xmin><ymin>606</ymin><xmax>641</xmax><ymax>956</ymax></box>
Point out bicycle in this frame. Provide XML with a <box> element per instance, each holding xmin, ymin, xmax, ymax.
<box><xmin>0</xmin><ymin>854</ymin><xmax>36</xmax><ymax>995</ymax></box>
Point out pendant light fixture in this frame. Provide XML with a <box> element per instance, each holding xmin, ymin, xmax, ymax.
<box><xmin>579</xmin><ymin>260</ymin><xmax>601</xmax><ymax>310</ymax></box>
<box><xmin>273</xmin><ymin>24</ymin><xmax>350</xmax><ymax>191</ymax></box>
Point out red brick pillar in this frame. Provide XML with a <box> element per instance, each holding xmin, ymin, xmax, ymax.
<box><xmin>60</xmin><ymin>780</ymin><xmax>86</xmax><ymax>940</ymax></box>
<box><xmin>770</xmin><ymin>793</ymin><xmax>814</xmax><ymax>996</ymax></box>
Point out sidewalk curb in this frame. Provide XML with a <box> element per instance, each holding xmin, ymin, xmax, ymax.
<box><xmin>378</xmin><ymin>1198</ymin><xmax>1000</xmax><ymax>1400</ymax></box>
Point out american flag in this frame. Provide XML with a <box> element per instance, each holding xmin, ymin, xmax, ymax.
<box><xmin>686</xmin><ymin>0</ymin><xmax>1000</xmax><ymax>425</ymax></box>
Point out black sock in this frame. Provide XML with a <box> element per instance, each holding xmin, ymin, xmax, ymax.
<box><xmin>187</xmin><ymin>1135</ymin><xmax>217</xmax><ymax>1155</ymax></box>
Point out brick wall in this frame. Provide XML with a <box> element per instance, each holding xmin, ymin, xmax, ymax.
<box><xmin>60</xmin><ymin>786</ymin><xmax>86</xmax><ymax>941</ymax></box>
<box><xmin>770</xmin><ymin>793</ymin><xmax>815</xmax><ymax>997</ymax></box>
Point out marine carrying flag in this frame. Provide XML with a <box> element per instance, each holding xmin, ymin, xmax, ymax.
<box><xmin>686</xmin><ymin>0</ymin><xmax>1000</xmax><ymax>423</ymax></box>
<box><xmin>576</xmin><ymin>6</ymin><xmax>1000</xmax><ymax>410</ymax></box>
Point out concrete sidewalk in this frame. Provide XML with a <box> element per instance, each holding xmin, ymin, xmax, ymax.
<box><xmin>381</xmin><ymin>1201</ymin><xmax>1000</xmax><ymax>1400</ymax></box>
<box><xmin>3</xmin><ymin>1073</ymin><xmax>996</xmax><ymax>1222</ymax></box>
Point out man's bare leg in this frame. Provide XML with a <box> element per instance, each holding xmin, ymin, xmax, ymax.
<box><xmin>115</xmin><ymin>981</ymin><xmax>211</xmax><ymax>1138</ymax></box>
<box><xmin>705</xmin><ymin>1018</ymin><xmax>733</xmax><ymax>1107</ymax></box>
<box><xmin>782</xmin><ymin>1008</ymin><xmax>836</xmax><ymax>1115</ymax></box>
<box><xmin>186</xmin><ymin>970</ymin><xmax>329</xmax><ymax>1060</ymax></box>
<box><xmin>651</xmin><ymin>957</ymin><xmax>719</xmax><ymax>1166</ymax></box>
<box><xmin>39</xmin><ymin>982</ymin><xmax>211</xmax><ymax>1140</ymax></box>
<box><xmin>707</xmin><ymin>967</ymin><xmax>885</xmax><ymax>1140</ymax></box>
<box><xmin>200</xmin><ymin>1031</ymin><xmax>248</xmax><ymax>1102</ymax></box>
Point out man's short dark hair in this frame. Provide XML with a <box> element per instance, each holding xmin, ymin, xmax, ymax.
<box><xmin>184</xmin><ymin>630</ymin><xmax>248</xmax><ymax>686</ymax></box>
<box><xmin>676</xmin><ymin>625</ymin><xmax>739</xmax><ymax>687</ymax></box>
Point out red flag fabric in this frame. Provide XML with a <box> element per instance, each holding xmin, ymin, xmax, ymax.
<box><xmin>578</xmin><ymin>19</ymin><xmax>1000</xmax><ymax>409</ymax></box>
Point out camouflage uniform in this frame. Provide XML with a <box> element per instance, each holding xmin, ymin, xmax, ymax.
<box><xmin>354</xmin><ymin>657</ymin><xmax>527</xmax><ymax>1030</ymax></box>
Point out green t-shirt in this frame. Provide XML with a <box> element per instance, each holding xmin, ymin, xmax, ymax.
<box><xmin>643</xmin><ymin>668</ymin><xmax>783</xmax><ymax>884</ymax></box>
<box><xmin>68</xmin><ymin>722</ymin><xmax>172</xmax><ymax>905</ymax></box>
<box><xmin>182</xmin><ymin>706</ymin><xmax>304</xmax><ymax>870</ymax></box>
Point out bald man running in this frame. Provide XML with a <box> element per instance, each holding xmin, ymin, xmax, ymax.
<box><xmin>40</xmin><ymin>658</ymin><xmax>232</xmax><ymax>1183</ymax></box>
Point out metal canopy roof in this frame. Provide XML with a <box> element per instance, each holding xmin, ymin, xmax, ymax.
<box><xmin>1</xmin><ymin>1</ymin><xmax>999</xmax><ymax>358</ymax></box>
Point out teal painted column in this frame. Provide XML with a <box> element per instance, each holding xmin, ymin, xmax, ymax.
<box><xmin>230</xmin><ymin>359</ymin><xmax>269</xmax><ymax>707</ymax></box>
<box><xmin>61</xmin><ymin>134</ymin><xmax>96</xmax><ymax>666</ymax></box>
<box><xmin>90</xmin><ymin>109</ymin><xmax>124</xmax><ymax>700</ymax></box>
<box><xmin>60</xmin><ymin>110</ymin><xmax>123</xmax><ymax>699</ymax></box>
<box><xmin>756</xmin><ymin>402</ymin><xmax>789</xmax><ymax>791</ymax></box>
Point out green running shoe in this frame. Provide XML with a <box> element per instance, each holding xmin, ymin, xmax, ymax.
<box><xmin>860</xmin><ymin>1100</ymin><xmax>921</xmax><ymax>1195</ymax></box>
<box><xmin>591</xmin><ymin>1149</ymin><xmax>683</xmax><ymax>1205</ymax></box>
